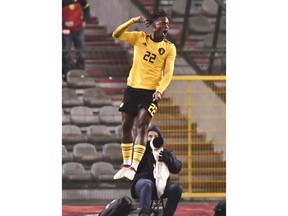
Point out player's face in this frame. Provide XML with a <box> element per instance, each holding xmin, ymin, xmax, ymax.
<box><xmin>153</xmin><ymin>17</ymin><xmax>169</xmax><ymax>39</ymax></box>
<box><xmin>147</xmin><ymin>131</ymin><xmax>159</xmax><ymax>141</ymax></box>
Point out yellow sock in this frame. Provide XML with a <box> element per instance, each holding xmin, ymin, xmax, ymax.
<box><xmin>131</xmin><ymin>144</ymin><xmax>146</xmax><ymax>171</ymax></box>
<box><xmin>121</xmin><ymin>143</ymin><xmax>133</xmax><ymax>166</ymax></box>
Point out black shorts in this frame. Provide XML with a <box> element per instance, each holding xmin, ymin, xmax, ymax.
<box><xmin>118</xmin><ymin>86</ymin><xmax>158</xmax><ymax>118</ymax></box>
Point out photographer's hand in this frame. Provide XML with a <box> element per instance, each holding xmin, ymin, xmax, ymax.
<box><xmin>158</xmin><ymin>150</ymin><xmax>172</xmax><ymax>164</ymax></box>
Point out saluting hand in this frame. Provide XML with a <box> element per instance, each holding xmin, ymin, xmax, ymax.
<box><xmin>133</xmin><ymin>16</ymin><xmax>146</xmax><ymax>23</ymax></box>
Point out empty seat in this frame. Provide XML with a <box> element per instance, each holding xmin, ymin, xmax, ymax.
<box><xmin>73</xmin><ymin>143</ymin><xmax>102</xmax><ymax>162</ymax></box>
<box><xmin>172</xmin><ymin>0</ymin><xmax>202</xmax><ymax>16</ymax></box>
<box><xmin>202</xmin><ymin>0</ymin><xmax>218</xmax><ymax>16</ymax></box>
<box><xmin>189</xmin><ymin>16</ymin><xmax>213</xmax><ymax>33</ymax></box>
<box><xmin>70</xmin><ymin>106</ymin><xmax>100</xmax><ymax>126</ymax></box>
<box><xmin>62</xmin><ymin>88</ymin><xmax>83</xmax><ymax>107</ymax></box>
<box><xmin>62</xmin><ymin>124</ymin><xmax>88</xmax><ymax>144</ymax></box>
<box><xmin>82</xmin><ymin>87</ymin><xmax>113</xmax><ymax>107</ymax></box>
<box><xmin>99</xmin><ymin>106</ymin><xmax>121</xmax><ymax>125</ymax></box>
<box><xmin>67</xmin><ymin>69</ymin><xmax>96</xmax><ymax>88</ymax></box>
<box><xmin>62</xmin><ymin>145</ymin><xmax>73</xmax><ymax>162</ymax></box>
<box><xmin>62</xmin><ymin>162</ymin><xmax>91</xmax><ymax>180</ymax></box>
<box><xmin>115</xmin><ymin>124</ymin><xmax>122</xmax><ymax>138</ymax></box>
<box><xmin>203</xmin><ymin>33</ymin><xmax>226</xmax><ymax>48</ymax></box>
<box><xmin>62</xmin><ymin>109</ymin><xmax>71</xmax><ymax>125</ymax></box>
<box><xmin>220</xmin><ymin>16</ymin><xmax>226</xmax><ymax>32</ymax></box>
<box><xmin>102</xmin><ymin>143</ymin><xmax>122</xmax><ymax>163</ymax></box>
<box><xmin>87</xmin><ymin>125</ymin><xmax>120</xmax><ymax>144</ymax></box>
<box><xmin>90</xmin><ymin>162</ymin><xmax>116</xmax><ymax>180</ymax></box>
<box><xmin>172</xmin><ymin>0</ymin><xmax>187</xmax><ymax>15</ymax></box>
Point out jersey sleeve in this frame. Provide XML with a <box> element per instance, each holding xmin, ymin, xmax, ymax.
<box><xmin>156</xmin><ymin>43</ymin><xmax>176</xmax><ymax>94</ymax></box>
<box><xmin>112</xmin><ymin>18</ymin><xmax>140</xmax><ymax>45</ymax></box>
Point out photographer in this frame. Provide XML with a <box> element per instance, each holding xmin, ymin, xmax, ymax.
<box><xmin>130</xmin><ymin>125</ymin><xmax>183</xmax><ymax>216</ymax></box>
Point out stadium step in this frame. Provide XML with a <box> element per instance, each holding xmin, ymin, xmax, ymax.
<box><xmin>84</xmin><ymin>25</ymin><xmax>107</xmax><ymax>35</ymax></box>
<box><xmin>86</xmin><ymin>16</ymin><xmax>99</xmax><ymax>24</ymax></box>
<box><xmin>86</xmin><ymin>69</ymin><xmax>129</xmax><ymax>77</ymax></box>
<box><xmin>157</xmin><ymin>105</ymin><xmax>180</xmax><ymax>114</ymax></box>
<box><xmin>165</xmin><ymin>142</ymin><xmax>214</xmax><ymax>153</ymax></box>
<box><xmin>85</xmin><ymin>50</ymin><xmax>128</xmax><ymax>60</ymax></box>
<box><xmin>84</xmin><ymin>34</ymin><xmax>113</xmax><ymax>41</ymax></box>
<box><xmin>181</xmin><ymin>181</ymin><xmax>226</xmax><ymax>193</ymax></box>
<box><xmin>85</xmin><ymin>41</ymin><xmax>120</xmax><ymax>47</ymax></box>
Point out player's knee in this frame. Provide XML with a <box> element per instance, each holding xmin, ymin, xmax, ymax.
<box><xmin>137</xmin><ymin>122</ymin><xmax>149</xmax><ymax>136</ymax></box>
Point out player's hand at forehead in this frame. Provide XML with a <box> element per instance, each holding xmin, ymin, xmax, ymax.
<box><xmin>133</xmin><ymin>16</ymin><xmax>146</xmax><ymax>23</ymax></box>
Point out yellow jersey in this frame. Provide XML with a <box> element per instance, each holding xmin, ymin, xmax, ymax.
<box><xmin>112</xmin><ymin>18</ymin><xmax>176</xmax><ymax>94</ymax></box>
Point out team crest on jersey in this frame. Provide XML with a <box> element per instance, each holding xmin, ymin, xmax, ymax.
<box><xmin>69</xmin><ymin>4</ymin><xmax>75</xmax><ymax>10</ymax></box>
<box><xmin>158</xmin><ymin>48</ymin><xmax>165</xmax><ymax>55</ymax></box>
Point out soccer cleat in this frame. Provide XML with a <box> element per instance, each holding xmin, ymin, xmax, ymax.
<box><xmin>124</xmin><ymin>167</ymin><xmax>136</xmax><ymax>180</ymax></box>
<box><xmin>113</xmin><ymin>165</ymin><xmax>130</xmax><ymax>180</ymax></box>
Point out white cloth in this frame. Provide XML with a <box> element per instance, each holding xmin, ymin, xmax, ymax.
<box><xmin>150</xmin><ymin>139</ymin><xmax>170</xmax><ymax>199</ymax></box>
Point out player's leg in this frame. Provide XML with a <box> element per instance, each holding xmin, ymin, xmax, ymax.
<box><xmin>124</xmin><ymin>108</ymin><xmax>152</xmax><ymax>180</ymax></box>
<box><xmin>114</xmin><ymin>87</ymin><xmax>138</xmax><ymax>180</ymax></box>
<box><xmin>113</xmin><ymin>112</ymin><xmax>135</xmax><ymax>179</ymax></box>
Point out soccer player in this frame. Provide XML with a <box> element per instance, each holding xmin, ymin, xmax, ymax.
<box><xmin>112</xmin><ymin>9</ymin><xmax>177</xmax><ymax>181</ymax></box>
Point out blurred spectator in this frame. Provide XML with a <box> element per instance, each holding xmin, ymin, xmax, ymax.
<box><xmin>62</xmin><ymin>0</ymin><xmax>90</xmax><ymax>81</ymax></box>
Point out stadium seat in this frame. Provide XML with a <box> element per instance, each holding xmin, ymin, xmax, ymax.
<box><xmin>62</xmin><ymin>124</ymin><xmax>88</xmax><ymax>144</ymax></box>
<box><xmin>66</xmin><ymin>69</ymin><xmax>97</xmax><ymax>88</ymax></box>
<box><xmin>201</xmin><ymin>0</ymin><xmax>219</xmax><ymax>16</ymax></box>
<box><xmin>62</xmin><ymin>88</ymin><xmax>83</xmax><ymax>107</ymax></box>
<box><xmin>87</xmin><ymin>125</ymin><xmax>120</xmax><ymax>144</ymax></box>
<box><xmin>73</xmin><ymin>143</ymin><xmax>102</xmax><ymax>162</ymax></box>
<box><xmin>99</xmin><ymin>106</ymin><xmax>122</xmax><ymax>125</ymax></box>
<box><xmin>189</xmin><ymin>16</ymin><xmax>213</xmax><ymax>33</ymax></box>
<box><xmin>203</xmin><ymin>33</ymin><xmax>226</xmax><ymax>48</ymax></box>
<box><xmin>62</xmin><ymin>145</ymin><xmax>73</xmax><ymax>162</ymax></box>
<box><xmin>172</xmin><ymin>0</ymin><xmax>202</xmax><ymax>16</ymax></box>
<box><xmin>62</xmin><ymin>162</ymin><xmax>91</xmax><ymax>181</ymax></box>
<box><xmin>90</xmin><ymin>161</ymin><xmax>116</xmax><ymax>180</ymax></box>
<box><xmin>114</xmin><ymin>124</ymin><xmax>122</xmax><ymax>140</ymax></box>
<box><xmin>70</xmin><ymin>106</ymin><xmax>100</xmax><ymax>126</ymax></box>
<box><xmin>102</xmin><ymin>143</ymin><xmax>122</xmax><ymax>163</ymax></box>
<box><xmin>220</xmin><ymin>16</ymin><xmax>226</xmax><ymax>32</ymax></box>
<box><xmin>62</xmin><ymin>109</ymin><xmax>71</xmax><ymax>125</ymax></box>
<box><xmin>172</xmin><ymin>0</ymin><xmax>187</xmax><ymax>15</ymax></box>
<box><xmin>82</xmin><ymin>87</ymin><xmax>113</xmax><ymax>107</ymax></box>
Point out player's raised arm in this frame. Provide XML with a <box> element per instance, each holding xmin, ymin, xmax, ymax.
<box><xmin>112</xmin><ymin>16</ymin><xmax>146</xmax><ymax>39</ymax></box>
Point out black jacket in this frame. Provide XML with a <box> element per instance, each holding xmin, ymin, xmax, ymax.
<box><xmin>130</xmin><ymin>144</ymin><xmax>182</xmax><ymax>199</ymax></box>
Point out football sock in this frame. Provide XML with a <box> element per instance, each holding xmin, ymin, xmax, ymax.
<box><xmin>130</xmin><ymin>144</ymin><xmax>146</xmax><ymax>171</ymax></box>
<box><xmin>121</xmin><ymin>143</ymin><xmax>133</xmax><ymax>166</ymax></box>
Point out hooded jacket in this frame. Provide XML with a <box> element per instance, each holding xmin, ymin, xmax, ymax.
<box><xmin>130</xmin><ymin>126</ymin><xmax>182</xmax><ymax>199</ymax></box>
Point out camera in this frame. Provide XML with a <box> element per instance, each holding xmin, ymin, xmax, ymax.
<box><xmin>150</xmin><ymin>136</ymin><xmax>164</xmax><ymax>149</ymax></box>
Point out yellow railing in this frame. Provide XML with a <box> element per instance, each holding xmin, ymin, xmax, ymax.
<box><xmin>151</xmin><ymin>75</ymin><xmax>226</xmax><ymax>199</ymax></box>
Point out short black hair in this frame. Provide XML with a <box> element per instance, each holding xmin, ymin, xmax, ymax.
<box><xmin>146</xmin><ymin>9</ymin><xmax>170</xmax><ymax>27</ymax></box>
